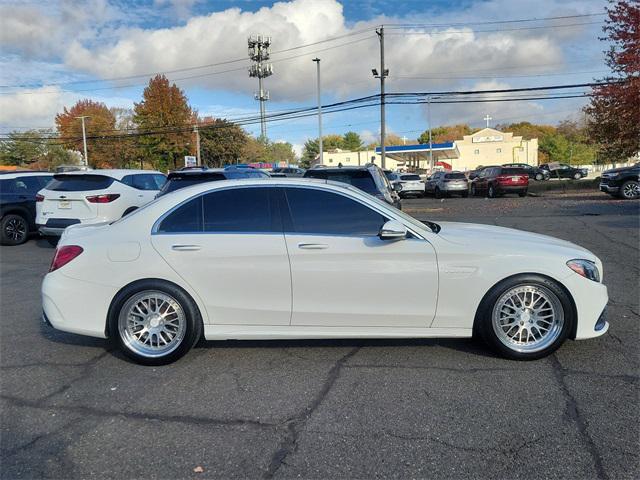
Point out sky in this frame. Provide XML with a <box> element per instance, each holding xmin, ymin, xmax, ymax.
<box><xmin>0</xmin><ymin>0</ymin><xmax>611</xmax><ymax>156</ymax></box>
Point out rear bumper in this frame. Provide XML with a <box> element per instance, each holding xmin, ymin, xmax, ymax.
<box><xmin>442</xmin><ymin>184</ymin><xmax>468</xmax><ymax>191</ymax></box>
<box><xmin>38</xmin><ymin>218</ymin><xmax>81</xmax><ymax>237</ymax></box>
<box><xmin>496</xmin><ymin>185</ymin><xmax>527</xmax><ymax>192</ymax></box>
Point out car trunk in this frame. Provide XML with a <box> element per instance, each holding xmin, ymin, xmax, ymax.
<box><xmin>41</xmin><ymin>174</ymin><xmax>115</xmax><ymax>220</ymax></box>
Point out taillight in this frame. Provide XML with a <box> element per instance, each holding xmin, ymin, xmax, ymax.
<box><xmin>36</xmin><ymin>194</ymin><xmax>44</xmax><ymax>202</ymax></box>
<box><xmin>49</xmin><ymin>245</ymin><xmax>83</xmax><ymax>272</ymax></box>
<box><xmin>86</xmin><ymin>194</ymin><xmax>120</xmax><ymax>203</ymax></box>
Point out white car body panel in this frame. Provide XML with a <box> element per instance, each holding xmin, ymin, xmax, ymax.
<box><xmin>41</xmin><ymin>178</ymin><xmax>609</xmax><ymax>346</ymax></box>
<box><xmin>151</xmin><ymin>233</ymin><xmax>292</xmax><ymax>326</ymax></box>
<box><xmin>285</xmin><ymin>234</ymin><xmax>438</xmax><ymax>327</ymax></box>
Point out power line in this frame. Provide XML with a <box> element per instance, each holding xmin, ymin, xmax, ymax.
<box><xmin>385</xmin><ymin>21</ymin><xmax>603</xmax><ymax>36</ymax></box>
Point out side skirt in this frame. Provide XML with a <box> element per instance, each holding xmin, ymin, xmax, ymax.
<box><xmin>203</xmin><ymin>325</ymin><xmax>473</xmax><ymax>341</ymax></box>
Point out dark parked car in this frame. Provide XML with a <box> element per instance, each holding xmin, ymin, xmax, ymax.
<box><xmin>599</xmin><ymin>162</ymin><xmax>640</xmax><ymax>199</ymax></box>
<box><xmin>271</xmin><ymin>167</ymin><xmax>305</xmax><ymax>177</ymax></box>
<box><xmin>0</xmin><ymin>171</ymin><xmax>53</xmax><ymax>245</ymax></box>
<box><xmin>539</xmin><ymin>163</ymin><xmax>588</xmax><ymax>180</ymax></box>
<box><xmin>467</xmin><ymin>166</ymin><xmax>497</xmax><ymax>181</ymax></box>
<box><xmin>502</xmin><ymin>163</ymin><xmax>550</xmax><ymax>181</ymax></box>
<box><xmin>304</xmin><ymin>164</ymin><xmax>402</xmax><ymax>209</ymax></box>
<box><xmin>157</xmin><ymin>167</ymin><xmax>269</xmax><ymax>198</ymax></box>
<box><xmin>470</xmin><ymin>166</ymin><xmax>529</xmax><ymax>198</ymax></box>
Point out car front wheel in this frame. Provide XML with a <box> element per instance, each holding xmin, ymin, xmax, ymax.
<box><xmin>488</xmin><ymin>184</ymin><xmax>496</xmax><ymax>198</ymax></box>
<box><xmin>110</xmin><ymin>281</ymin><xmax>202</xmax><ymax>365</ymax></box>
<box><xmin>1</xmin><ymin>214</ymin><xmax>29</xmax><ymax>245</ymax></box>
<box><xmin>535</xmin><ymin>173</ymin><xmax>544</xmax><ymax>181</ymax></box>
<box><xmin>476</xmin><ymin>275</ymin><xmax>573</xmax><ymax>360</ymax></box>
<box><xmin>470</xmin><ymin>184</ymin><xmax>477</xmax><ymax>196</ymax></box>
<box><xmin>619</xmin><ymin>180</ymin><xmax>640</xmax><ymax>200</ymax></box>
<box><xmin>573</xmin><ymin>172</ymin><xmax>581</xmax><ymax>180</ymax></box>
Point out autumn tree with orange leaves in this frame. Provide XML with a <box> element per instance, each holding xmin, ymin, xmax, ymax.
<box><xmin>55</xmin><ymin>99</ymin><xmax>116</xmax><ymax>168</ymax></box>
<box><xmin>134</xmin><ymin>75</ymin><xmax>193</xmax><ymax>171</ymax></box>
<box><xmin>585</xmin><ymin>0</ymin><xmax>640</xmax><ymax>162</ymax></box>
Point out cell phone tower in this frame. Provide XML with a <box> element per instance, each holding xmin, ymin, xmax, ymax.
<box><xmin>248</xmin><ymin>35</ymin><xmax>273</xmax><ymax>139</ymax></box>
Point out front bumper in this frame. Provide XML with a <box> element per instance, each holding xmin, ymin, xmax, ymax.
<box><xmin>599</xmin><ymin>183</ymin><xmax>619</xmax><ymax>193</ymax></box>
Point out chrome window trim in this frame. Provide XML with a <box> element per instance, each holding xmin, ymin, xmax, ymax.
<box><xmin>151</xmin><ymin>182</ymin><xmax>427</xmax><ymax>240</ymax></box>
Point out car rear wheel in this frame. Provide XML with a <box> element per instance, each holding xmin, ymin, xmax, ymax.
<box><xmin>619</xmin><ymin>180</ymin><xmax>640</xmax><ymax>200</ymax></box>
<box><xmin>476</xmin><ymin>275</ymin><xmax>573</xmax><ymax>360</ymax></box>
<box><xmin>110</xmin><ymin>281</ymin><xmax>202</xmax><ymax>365</ymax></box>
<box><xmin>518</xmin><ymin>191</ymin><xmax>527</xmax><ymax>197</ymax></box>
<box><xmin>1</xmin><ymin>214</ymin><xmax>28</xmax><ymax>245</ymax></box>
<box><xmin>488</xmin><ymin>184</ymin><xmax>496</xmax><ymax>198</ymax></box>
<box><xmin>573</xmin><ymin>172</ymin><xmax>581</xmax><ymax>180</ymax></box>
<box><xmin>470</xmin><ymin>184</ymin><xmax>477</xmax><ymax>196</ymax></box>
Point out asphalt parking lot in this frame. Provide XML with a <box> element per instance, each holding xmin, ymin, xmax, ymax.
<box><xmin>1</xmin><ymin>192</ymin><xmax>638</xmax><ymax>479</ymax></box>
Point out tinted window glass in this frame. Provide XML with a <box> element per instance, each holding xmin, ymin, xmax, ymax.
<box><xmin>47</xmin><ymin>174</ymin><xmax>114</xmax><ymax>191</ymax></box>
<box><xmin>159</xmin><ymin>174</ymin><xmax>226</xmax><ymax>196</ymax></box>
<box><xmin>285</xmin><ymin>187</ymin><xmax>385</xmax><ymax>236</ymax></box>
<box><xmin>157</xmin><ymin>197</ymin><xmax>203</xmax><ymax>233</ymax></box>
<box><xmin>500</xmin><ymin>168</ymin><xmax>527</xmax><ymax>175</ymax></box>
<box><xmin>202</xmin><ymin>187</ymin><xmax>273</xmax><ymax>232</ymax></box>
<box><xmin>305</xmin><ymin>170</ymin><xmax>378</xmax><ymax>195</ymax></box>
<box><xmin>445</xmin><ymin>173</ymin><xmax>466</xmax><ymax>179</ymax></box>
<box><xmin>224</xmin><ymin>170</ymin><xmax>268</xmax><ymax>179</ymax></box>
<box><xmin>123</xmin><ymin>174</ymin><xmax>166</xmax><ymax>190</ymax></box>
<box><xmin>400</xmin><ymin>174</ymin><xmax>421</xmax><ymax>181</ymax></box>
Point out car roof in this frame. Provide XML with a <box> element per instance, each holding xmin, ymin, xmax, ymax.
<box><xmin>53</xmin><ymin>169</ymin><xmax>163</xmax><ymax>180</ymax></box>
<box><xmin>0</xmin><ymin>171</ymin><xmax>53</xmax><ymax>180</ymax></box>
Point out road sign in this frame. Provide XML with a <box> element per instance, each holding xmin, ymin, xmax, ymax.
<box><xmin>184</xmin><ymin>156</ymin><xmax>197</xmax><ymax>167</ymax></box>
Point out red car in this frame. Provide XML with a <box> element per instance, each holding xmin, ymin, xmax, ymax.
<box><xmin>470</xmin><ymin>166</ymin><xmax>529</xmax><ymax>198</ymax></box>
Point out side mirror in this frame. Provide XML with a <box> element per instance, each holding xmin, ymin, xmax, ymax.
<box><xmin>378</xmin><ymin>220</ymin><xmax>407</xmax><ymax>240</ymax></box>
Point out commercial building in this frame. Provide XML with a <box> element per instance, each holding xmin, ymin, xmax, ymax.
<box><xmin>314</xmin><ymin>127</ymin><xmax>538</xmax><ymax>172</ymax></box>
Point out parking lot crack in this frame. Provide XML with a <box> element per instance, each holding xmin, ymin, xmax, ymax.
<box><xmin>263</xmin><ymin>346</ymin><xmax>361</xmax><ymax>479</ymax></box>
<box><xmin>549</xmin><ymin>354</ymin><xmax>608</xmax><ymax>479</ymax></box>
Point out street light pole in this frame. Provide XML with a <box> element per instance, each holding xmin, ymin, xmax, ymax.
<box><xmin>427</xmin><ymin>96</ymin><xmax>433</xmax><ymax>171</ymax></box>
<box><xmin>376</xmin><ymin>26</ymin><xmax>387</xmax><ymax>169</ymax></box>
<box><xmin>193</xmin><ymin>124</ymin><xmax>201</xmax><ymax>166</ymax></box>
<box><xmin>312</xmin><ymin>58</ymin><xmax>323</xmax><ymax>165</ymax></box>
<box><xmin>76</xmin><ymin>116</ymin><xmax>89</xmax><ymax>166</ymax></box>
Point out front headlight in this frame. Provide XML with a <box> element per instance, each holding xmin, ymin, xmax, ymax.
<box><xmin>567</xmin><ymin>259</ymin><xmax>600</xmax><ymax>282</ymax></box>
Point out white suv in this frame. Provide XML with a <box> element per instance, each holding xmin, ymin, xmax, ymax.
<box><xmin>36</xmin><ymin>170</ymin><xmax>165</xmax><ymax>244</ymax></box>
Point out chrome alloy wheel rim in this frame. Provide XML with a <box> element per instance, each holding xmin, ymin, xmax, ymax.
<box><xmin>492</xmin><ymin>285</ymin><xmax>564</xmax><ymax>353</ymax></box>
<box><xmin>623</xmin><ymin>182</ymin><xmax>639</xmax><ymax>199</ymax></box>
<box><xmin>5</xmin><ymin>218</ymin><xmax>26</xmax><ymax>241</ymax></box>
<box><xmin>118</xmin><ymin>291</ymin><xmax>186</xmax><ymax>358</ymax></box>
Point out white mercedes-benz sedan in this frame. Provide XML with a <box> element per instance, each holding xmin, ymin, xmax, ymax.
<box><xmin>42</xmin><ymin>179</ymin><xmax>609</xmax><ymax>365</ymax></box>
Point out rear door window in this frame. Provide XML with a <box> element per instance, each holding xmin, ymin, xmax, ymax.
<box><xmin>157</xmin><ymin>197</ymin><xmax>203</xmax><ymax>233</ymax></box>
<box><xmin>122</xmin><ymin>174</ymin><xmax>166</xmax><ymax>190</ymax></box>
<box><xmin>284</xmin><ymin>187</ymin><xmax>386</xmax><ymax>236</ymax></box>
<box><xmin>46</xmin><ymin>174</ymin><xmax>114</xmax><ymax>191</ymax></box>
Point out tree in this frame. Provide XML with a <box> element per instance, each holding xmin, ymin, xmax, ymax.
<box><xmin>585</xmin><ymin>0</ymin><xmax>640</xmax><ymax>162</ymax></box>
<box><xmin>198</xmin><ymin>117</ymin><xmax>248</xmax><ymax>167</ymax></box>
<box><xmin>110</xmin><ymin>108</ymin><xmax>142</xmax><ymax>169</ymax></box>
<box><xmin>55</xmin><ymin>100</ymin><xmax>116</xmax><ymax>168</ymax></box>
<box><xmin>134</xmin><ymin>75</ymin><xmax>193</xmax><ymax>171</ymax></box>
<box><xmin>342</xmin><ymin>131</ymin><xmax>363</xmax><ymax>151</ymax></box>
<box><xmin>301</xmin><ymin>134</ymin><xmax>346</xmax><ymax>167</ymax></box>
<box><xmin>264</xmin><ymin>141</ymin><xmax>296</xmax><ymax>164</ymax></box>
<box><xmin>418</xmin><ymin>124</ymin><xmax>472</xmax><ymax>144</ymax></box>
<box><xmin>0</xmin><ymin>130</ymin><xmax>78</xmax><ymax>170</ymax></box>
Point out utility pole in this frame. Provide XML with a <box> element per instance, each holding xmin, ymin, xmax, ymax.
<box><xmin>427</xmin><ymin>96</ymin><xmax>433</xmax><ymax>171</ymax></box>
<box><xmin>373</xmin><ymin>26</ymin><xmax>389</xmax><ymax>168</ymax></box>
<box><xmin>75</xmin><ymin>116</ymin><xmax>89</xmax><ymax>166</ymax></box>
<box><xmin>248</xmin><ymin>35</ymin><xmax>273</xmax><ymax>139</ymax></box>
<box><xmin>312</xmin><ymin>58</ymin><xmax>323</xmax><ymax>165</ymax></box>
<box><xmin>193</xmin><ymin>124</ymin><xmax>201</xmax><ymax>166</ymax></box>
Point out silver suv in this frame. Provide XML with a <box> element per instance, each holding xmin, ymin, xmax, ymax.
<box><xmin>424</xmin><ymin>171</ymin><xmax>469</xmax><ymax>198</ymax></box>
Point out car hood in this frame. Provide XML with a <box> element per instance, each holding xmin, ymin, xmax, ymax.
<box><xmin>437</xmin><ymin>221</ymin><xmax>596</xmax><ymax>260</ymax></box>
<box><xmin>603</xmin><ymin>165</ymin><xmax>638</xmax><ymax>174</ymax></box>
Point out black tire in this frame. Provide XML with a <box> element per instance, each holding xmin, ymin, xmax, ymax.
<box><xmin>434</xmin><ymin>187</ymin><xmax>442</xmax><ymax>199</ymax></box>
<box><xmin>470</xmin><ymin>184</ymin><xmax>477</xmax><ymax>196</ymax></box>
<box><xmin>475</xmin><ymin>274</ymin><xmax>574</xmax><ymax>360</ymax></box>
<box><xmin>461</xmin><ymin>191</ymin><xmax>469</xmax><ymax>198</ymax></box>
<box><xmin>108</xmin><ymin>279</ymin><xmax>203</xmax><ymax>365</ymax></box>
<box><xmin>535</xmin><ymin>173</ymin><xmax>544</xmax><ymax>181</ymax></box>
<box><xmin>619</xmin><ymin>180</ymin><xmax>640</xmax><ymax>200</ymax></box>
<box><xmin>45</xmin><ymin>236</ymin><xmax>59</xmax><ymax>247</ymax></box>
<box><xmin>488</xmin><ymin>184</ymin><xmax>496</xmax><ymax>198</ymax></box>
<box><xmin>0</xmin><ymin>214</ymin><xmax>29</xmax><ymax>245</ymax></box>
<box><xmin>518</xmin><ymin>190</ymin><xmax>527</xmax><ymax>197</ymax></box>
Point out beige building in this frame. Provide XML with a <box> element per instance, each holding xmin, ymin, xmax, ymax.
<box><xmin>454</xmin><ymin>128</ymin><xmax>538</xmax><ymax>171</ymax></box>
<box><xmin>315</xmin><ymin>127</ymin><xmax>538</xmax><ymax>172</ymax></box>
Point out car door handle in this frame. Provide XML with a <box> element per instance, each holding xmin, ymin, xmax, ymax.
<box><xmin>298</xmin><ymin>243</ymin><xmax>329</xmax><ymax>250</ymax></box>
<box><xmin>171</xmin><ymin>244</ymin><xmax>201</xmax><ymax>251</ymax></box>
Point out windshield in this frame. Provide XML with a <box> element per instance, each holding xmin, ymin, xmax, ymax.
<box><xmin>444</xmin><ymin>173</ymin><xmax>466</xmax><ymax>180</ymax></box>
